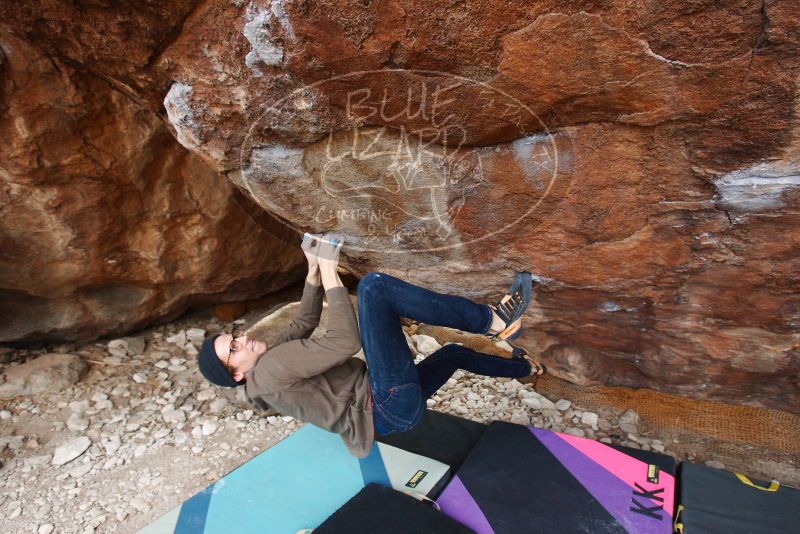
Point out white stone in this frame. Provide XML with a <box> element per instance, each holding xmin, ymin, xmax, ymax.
<box><xmin>166</xmin><ymin>330</ymin><xmax>187</xmax><ymax>346</ymax></box>
<box><xmin>102</xmin><ymin>436</ymin><xmax>121</xmax><ymax>455</ymax></box>
<box><xmin>705</xmin><ymin>460</ymin><xmax>725</xmax><ymax>470</ymax></box>
<box><xmin>134</xmin><ymin>444</ymin><xmax>148</xmax><ymax>458</ymax></box>
<box><xmin>130</xmin><ymin>496</ymin><xmax>150</xmax><ymax>513</ymax></box>
<box><xmin>0</xmin><ymin>409</ymin><xmax>11</xmax><ymax>419</ymax></box>
<box><xmin>509</xmin><ymin>412</ymin><xmax>530</xmax><ymax>425</ymax></box>
<box><xmin>125</xmin><ymin>334</ymin><xmax>149</xmax><ymax>355</ymax></box>
<box><xmin>162</xmin><ymin>409</ymin><xmax>186</xmax><ymax>425</ymax></box>
<box><xmin>69</xmin><ymin>463</ymin><xmax>93</xmax><ymax>478</ymax></box>
<box><xmin>208</xmin><ymin>398</ymin><xmax>228</xmax><ymax>414</ymax></box>
<box><xmin>202</xmin><ymin>420</ymin><xmax>219</xmax><ymax>436</ymax></box>
<box><xmin>168</xmin><ymin>364</ymin><xmax>188</xmax><ymax>372</ymax></box>
<box><xmin>197</xmin><ymin>389</ymin><xmax>216</xmax><ymax>401</ymax></box>
<box><xmin>555</xmin><ymin>399</ymin><xmax>571</xmax><ymax>411</ymax></box>
<box><xmin>52</xmin><ymin>437</ymin><xmax>91</xmax><ymax>466</ymax></box>
<box><xmin>411</xmin><ymin>334</ymin><xmax>442</xmax><ymax>355</ymax></box>
<box><xmin>619</xmin><ymin>409</ymin><xmax>639</xmax><ymax>434</ymax></box>
<box><xmin>68</xmin><ymin>400</ymin><xmax>89</xmax><ymax>413</ymax></box>
<box><xmin>521</xmin><ymin>397</ymin><xmax>542</xmax><ymax>410</ymax></box>
<box><xmin>67</xmin><ymin>412</ymin><xmax>89</xmax><ymax>431</ymax></box>
<box><xmin>186</xmin><ymin>328</ymin><xmax>206</xmax><ymax>347</ymax></box>
<box><xmin>38</xmin><ymin>524</ymin><xmax>55</xmax><ymax>534</ymax></box>
<box><xmin>107</xmin><ymin>339</ymin><xmax>128</xmax><ymax>358</ymax></box>
<box><xmin>581</xmin><ymin>412</ymin><xmax>599</xmax><ymax>428</ymax></box>
<box><xmin>155</xmin><ymin>360</ymin><xmax>169</xmax><ymax>369</ymax></box>
<box><xmin>563</xmin><ymin>427</ymin><xmax>586</xmax><ymax>438</ymax></box>
<box><xmin>94</xmin><ymin>399</ymin><xmax>113</xmax><ymax>410</ymax></box>
<box><xmin>132</xmin><ymin>372</ymin><xmax>147</xmax><ymax>383</ymax></box>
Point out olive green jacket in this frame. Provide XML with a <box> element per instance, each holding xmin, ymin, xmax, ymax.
<box><xmin>244</xmin><ymin>282</ymin><xmax>373</xmax><ymax>457</ymax></box>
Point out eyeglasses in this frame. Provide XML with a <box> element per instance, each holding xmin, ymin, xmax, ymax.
<box><xmin>226</xmin><ymin>327</ymin><xmax>242</xmax><ymax>375</ymax></box>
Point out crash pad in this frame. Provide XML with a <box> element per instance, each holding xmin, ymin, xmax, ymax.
<box><xmin>437</xmin><ymin>421</ymin><xmax>677</xmax><ymax>533</ymax></box>
<box><xmin>138</xmin><ymin>424</ymin><xmax>451</xmax><ymax>534</ymax></box>
<box><xmin>675</xmin><ymin>462</ymin><xmax>800</xmax><ymax>533</ymax></box>
<box><xmin>315</xmin><ymin>483</ymin><xmax>474</xmax><ymax>533</ymax></box>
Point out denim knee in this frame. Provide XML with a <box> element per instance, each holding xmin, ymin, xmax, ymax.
<box><xmin>358</xmin><ymin>272</ymin><xmax>384</xmax><ymax>293</ymax></box>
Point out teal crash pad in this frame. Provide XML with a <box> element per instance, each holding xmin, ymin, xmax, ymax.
<box><xmin>138</xmin><ymin>424</ymin><xmax>451</xmax><ymax>534</ymax></box>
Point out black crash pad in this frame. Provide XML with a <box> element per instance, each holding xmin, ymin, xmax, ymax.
<box><xmin>314</xmin><ymin>483</ymin><xmax>475</xmax><ymax>534</ymax></box>
<box><xmin>375</xmin><ymin>409</ymin><xmax>487</xmax><ymax>472</ymax></box>
<box><xmin>437</xmin><ymin>421</ymin><xmax>677</xmax><ymax>534</ymax></box>
<box><xmin>676</xmin><ymin>462</ymin><xmax>800</xmax><ymax>534</ymax></box>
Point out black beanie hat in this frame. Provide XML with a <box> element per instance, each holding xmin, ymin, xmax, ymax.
<box><xmin>197</xmin><ymin>334</ymin><xmax>245</xmax><ymax>388</ymax></box>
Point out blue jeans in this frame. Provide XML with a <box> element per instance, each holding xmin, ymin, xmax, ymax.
<box><xmin>357</xmin><ymin>272</ymin><xmax>533</xmax><ymax>435</ymax></box>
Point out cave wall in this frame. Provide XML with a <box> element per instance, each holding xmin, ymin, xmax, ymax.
<box><xmin>1</xmin><ymin>1</ymin><xmax>798</xmax><ymax>412</ymax></box>
<box><xmin>0</xmin><ymin>28</ymin><xmax>303</xmax><ymax>344</ymax></box>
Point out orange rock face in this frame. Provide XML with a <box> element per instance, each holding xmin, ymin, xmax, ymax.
<box><xmin>2</xmin><ymin>1</ymin><xmax>798</xmax><ymax>411</ymax></box>
<box><xmin>0</xmin><ymin>32</ymin><xmax>303</xmax><ymax>343</ymax></box>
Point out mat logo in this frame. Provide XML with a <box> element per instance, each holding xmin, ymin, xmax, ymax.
<box><xmin>630</xmin><ymin>482</ymin><xmax>665</xmax><ymax>520</ymax></box>
<box><xmin>647</xmin><ymin>464</ymin><xmax>660</xmax><ymax>484</ymax></box>
<box><xmin>405</xmin><ymin>470</ymin><xmax>428</xmax><ymax>488</ymax></box>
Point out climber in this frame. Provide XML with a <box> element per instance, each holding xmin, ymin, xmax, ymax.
<box><xmin>196</xmin><ymin>232</ymin><xmax>546</xmax><ymax>457</ymax></box>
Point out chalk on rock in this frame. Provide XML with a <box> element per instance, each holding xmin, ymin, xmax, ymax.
<box><xmin>52</xmin><ymin>437</ymin><xmax>91</xmax><ymax>466</ymax></box>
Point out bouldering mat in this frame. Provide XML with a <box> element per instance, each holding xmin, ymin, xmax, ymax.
<box><xmin>139</xmin><ymin>424</ymin><xmax>451</xmax><ymax>534</ymax></box>
<box><xmin>376</xmin><ymin>409</ymin><xmax>487</xmax><ymax>473</ymax></box>
<box><xmin>315</xmin><ymin>483</ymin><xmax>474</xmax><ymax>533</ymax></box>
<box><xmin>675</xmin><ymin>462</ymin><xmax>800</xmax><ymax>533</ymax></box>
<box><xmin>437</xmin><ymin>421</ymin><xmax>676</xmax><ymax>533</ymax></box>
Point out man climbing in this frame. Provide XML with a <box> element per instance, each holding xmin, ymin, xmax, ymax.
<box><xmin>197</xmin><ymin>233</ymin><xmax>546</xmax><ymax>457</ymax></box>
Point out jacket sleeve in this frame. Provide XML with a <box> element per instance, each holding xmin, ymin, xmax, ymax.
<box><xmin>261</xmin><ymin>286</ymin><xmax>362</xmax><ymax>386</ymax></box>
<box><xmin>274</xmin><ymin>281</ymin><xmax>324</xmax><ymax>344</ymax></box>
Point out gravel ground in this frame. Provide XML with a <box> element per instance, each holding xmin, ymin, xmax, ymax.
<box><xmin>2</xmin><ymin>293</ymin><xmax>697</xmax><ymax>534</ymax></box>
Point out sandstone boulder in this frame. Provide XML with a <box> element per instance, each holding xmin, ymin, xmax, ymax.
<box><xmin>0</xmin><ymin>33</ymin><xmax>303</xmax><ymax>343</ymax></box>
<box><xmin>0</xmin><ymin>353</ymin><xmax>88</xmax><ymax>399</ymax></box>
<box><xmin>1</xmin><ymin>1</ymin><xmax>798</xmax><ymax>412</ymax></box>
